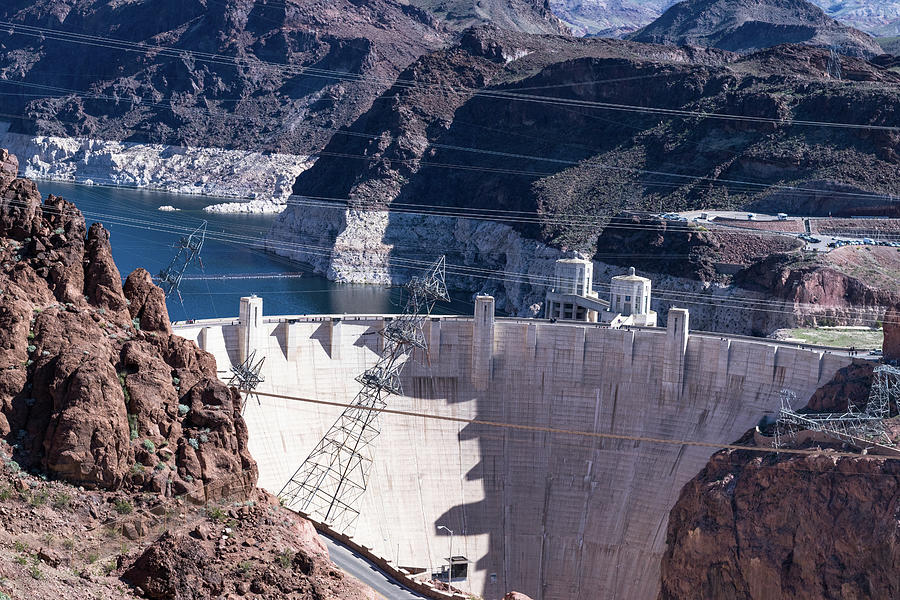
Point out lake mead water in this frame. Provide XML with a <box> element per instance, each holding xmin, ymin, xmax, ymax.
<box><xmin>35</xmin><ymin>181</ymin><xmax>473</xmax><ymax>321</ymax></box>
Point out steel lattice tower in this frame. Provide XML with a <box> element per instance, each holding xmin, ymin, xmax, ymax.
<box><xmin>229</xmin><ymin>349</ymin><xmax>266</xmax><ymax>413</ymax></box>
<box><xmin>157</xmin><ymin>221</ymin><xmax>207</xmax><ymax>301</ymax></box>
<box><xmin>774</xmin><ymin>364</ymin><xmax>900</xmax><ymax>450</ymax></box>
<box><xmin>278</xmin><ymin>257</ymin><xmax>449</xmax><ymax>532</ymax></box>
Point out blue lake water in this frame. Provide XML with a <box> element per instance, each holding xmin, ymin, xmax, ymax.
<box><xmin>35</xmin><ymin>181</ymin><xmax>474</xmax><ymax>321</ymax></box>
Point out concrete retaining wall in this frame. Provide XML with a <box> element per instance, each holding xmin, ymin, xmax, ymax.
<box><xmin>173</xmin><ymin>304</ymin><xmax>857</xmax><ymax>600</ymax></box>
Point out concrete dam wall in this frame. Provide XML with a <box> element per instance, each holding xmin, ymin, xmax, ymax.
<box><xmin>172</xmin><ymin>300</ymin><xmax>854</xmax><ymax>600</ymax></box>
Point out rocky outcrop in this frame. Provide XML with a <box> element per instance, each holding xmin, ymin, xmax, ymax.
<box><xmin>123</xmin><ymin>491</ymin><xmax>375</xmax><ymax>600</ymax></box>
<box><xmin>123</xmin><ymin>269</ymin><xmax>172</xmax><ymax>336</ymax></box>
<box><xmin>0</xmin><ymin>150</ymin><xmax>377</xmax><ymax>600</ymax></box>
<box><xmin>504</xmin><ymin>593</ymin><xmax>536</xmax><ymax>600</ymax></box>
<box><xmin>0</xmin><ymin>149</ymin><xmax>255</xmax><ymax>498</ymax></box>
<box><xmin>733</xmin><ymin>252</ymin><xmax>900</xmax><ymax>329</ymax></box>
<box><xmin>627</xmin><ymin>0</ymin><xmax>883</xmax><ymax>57</ymax></box>
<box><xmin>658</xmin><ymin>442</ymin><xmax>900</xmax><ymax>599</ymax></box>
<box><xmin>884</xmin><ymin>305</ymin><xmax>900</xmax><ymax>361</ymax></box>
<box><xmin>805</xmin><ymin>361</ymin><xmax>875</xmax><ymax>411</ymax></box>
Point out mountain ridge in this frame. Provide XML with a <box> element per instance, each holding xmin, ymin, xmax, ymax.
<box><xmin>626</xmin><ymin>0</ymin><xmax>883</xmax><ymax>57</ymax></box>
<box><xmin>550</xmin><ymin>0</ymin><xmax>900</xmax><ymax>38</ymax></box>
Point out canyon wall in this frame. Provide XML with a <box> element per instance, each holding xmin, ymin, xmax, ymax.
<box><xmin>659</xmin><ymin>444</ymin><xmax>900</xmax><ymax>600</ymax></box>
<box><xmin>173</xmin><ymin>302</ymin><xmax>858</xmax><ymax>599</ymax></box>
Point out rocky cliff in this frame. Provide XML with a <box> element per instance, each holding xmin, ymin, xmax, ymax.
<box><xmin>658</xmin><ymin>441</ymin><xmax>900</xmax><ymax>599</ymax></box>
<box><xmin>283</xmin><ymin>29</ymin><xmax>900</xmax><ymax>248</ymax></box>
<box><xmin>405</xmin><ymin>0</ymin><xmax>568</xmax><ymax>33</ymax></box>
<box><xmin>658</xmin><ymin>358</ymin><xmax>900</xmax><ymax>599</ymax></box>
<box><xmin>884</xmin><ymin>305</ymin><xmax>900</xmax><ymax>362</ymax></box>
<box><xmin>0</xmin><ymin>147</ymin><xmax>255</xmax><ymax>496</ymax></box>
<box><xmin>0</xmin><ymin>148</ymin><xmax>375</xmax><ymax>599</ymax></box>
<box><xmin>627</xmin><ymin>0</ymin><xmax>883</xmax><ymax>57</ymax></box>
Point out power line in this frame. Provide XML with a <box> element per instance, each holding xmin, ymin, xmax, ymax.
<box><xmin>245</xmin><ymin>390</ymin><xmax>900</xmax><ymax>461</ymax></box>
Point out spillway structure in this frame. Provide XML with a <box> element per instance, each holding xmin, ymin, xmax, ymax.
<box><xmin>173</xmin><ymin>296</ymin><xmax>861</xmax><ymax>600</ymax></box>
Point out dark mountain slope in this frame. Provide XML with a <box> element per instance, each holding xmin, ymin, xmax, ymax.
<box><xmin>286</xmin><ymin>28</ymin><xmax>900</xmax><ymax>252</ymax></box>
<box><xmin>0</xmin><ymin>0</ymin><xmax>450</xmax><ymax>153</ymax></box>
<box><xmin>627</xmin><ymin>0</ymin><xmax>883</xmax><ymax>57</ymax></box>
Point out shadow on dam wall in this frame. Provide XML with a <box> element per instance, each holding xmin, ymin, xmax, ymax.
<box><xmin>402</xmin><ymin>301</ymin><xmax>856</xmax><ymax>600</ymax></box>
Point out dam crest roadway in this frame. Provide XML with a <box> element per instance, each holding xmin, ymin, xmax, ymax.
<box><xmin>172</xmin><ymin>295</ymin><xmax>868</xmax><ymax>600</ymax></box>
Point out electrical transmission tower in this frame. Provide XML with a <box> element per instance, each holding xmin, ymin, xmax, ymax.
<box><xmin>229</xmin><ymin>349</ymin><xmax>266</xmax><ymax>413</ymax></box>
<box><xmin>156</xmin><ymin>221</ymin><xmax>207</xmax><ymax>301</ymax></box>
<box><xmin>278</xmin><ymin>257</ymin><xmax>449</xmax><ymax>532</ymax></box>
<box><xmin>869</xmin><ymin>364</ymin><xmax>900</xmax><ymax>418</ymax></box>
<box><xmin>773</xmin><ymin>365</ymin><xmax>900</xmax><ymax>451</ymax></box>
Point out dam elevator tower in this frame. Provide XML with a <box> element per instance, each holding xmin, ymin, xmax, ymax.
<box><xmin>278</xmin><ymin>257</ymin><xmax>449</xmax><ymax>532</ymax></box>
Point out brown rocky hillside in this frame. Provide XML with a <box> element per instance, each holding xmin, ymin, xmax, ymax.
<box><xmin>0</xmin><ymin>0</ymin><xmax>450</xmax><ymax>153</ymax></box>
<box><xmin>659</xmin><ymin>441</ymin><xmax>900</xmax><ymax>599</ymax></box>
<box><xmin>659</xmin><ymin>360</ymin><xmax>900</xmax><ymax>599</ymax></box>
<box><xmin>0</xmin><ymin>147</ymin><xmax>375</xmax><ymax>599</ymax></box>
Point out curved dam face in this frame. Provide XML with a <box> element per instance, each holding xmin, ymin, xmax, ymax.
<box><xmin>173</xmin><ymin>299</ymin><xmax>854</xmax><ymax>600</ymax></box>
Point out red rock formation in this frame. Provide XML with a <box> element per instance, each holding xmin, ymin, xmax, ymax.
<box><xmin>805</xmin><ymin>360</ymin><xmax>875</xmax><ymax>412</ymax></box>
<box><xmin>123</xmin><ymin>268</ymin><xmax>172</xmax><ymax>335</ymax></box>
<box><xmin>123</xmin><ymin>492</ymin><xmax>376</xmax><ymax>600</ymax></box>
<box><xmin>504</xmin><ymin>593</ymin><xmax>535</xmax><ymax>600</ymax></box>
<box><xmin>884</xmin><ymin>304</ymin><xmax>900</xmax><ymax>362</ymax></box>
<box><xmin>659</xmin><ymin>445</ymin><xmax>900</xmax><ymax>600</ymax></box>
<box><xmin>0</xmin><ymin>148</ymin><xmax>377</xmax><ymax>600</ymax></box>
<box><xmin>0</xmin><ymin>149</ymin><xmax>255</xmax><ymax>499</ymax></box>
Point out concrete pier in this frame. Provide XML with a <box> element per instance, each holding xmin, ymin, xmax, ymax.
<box><xmin>173</xmin><ymin>303</ymin><xmax>858</xmax><ymax>600</ymax></box>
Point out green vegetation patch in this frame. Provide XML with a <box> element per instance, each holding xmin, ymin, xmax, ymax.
<box><xmin>782</xmin><ymin>327</ymin><xmax>883</xmax><ymax>349</ymax></box>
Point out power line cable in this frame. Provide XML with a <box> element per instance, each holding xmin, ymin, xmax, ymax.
<box><xmin>245</xmin><ymin>389</ymin><xmax>900</xmax><ymax>461</ymax></box>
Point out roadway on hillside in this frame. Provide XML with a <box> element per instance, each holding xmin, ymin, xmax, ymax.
<box><xmin>319</xmin><ymin>532</ymin><xmax>429</xmax><ymax>600</ymax></box>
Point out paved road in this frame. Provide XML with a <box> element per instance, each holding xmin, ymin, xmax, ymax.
<box><xmin>320</xmin><ymin>533</ymin><xmax>429</xmax><ymax>600</ymax></box>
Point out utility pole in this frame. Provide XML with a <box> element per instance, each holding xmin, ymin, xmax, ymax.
<box><xmin>438</xmin><ymin>525</ymin><xmax>453</xmax><ymax>582</ymax></box>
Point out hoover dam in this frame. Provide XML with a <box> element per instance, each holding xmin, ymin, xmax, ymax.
<box><xmin>172</xmin><ymin>296</ymin><xmax>858</xmax><ymax>600</ymax></box>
